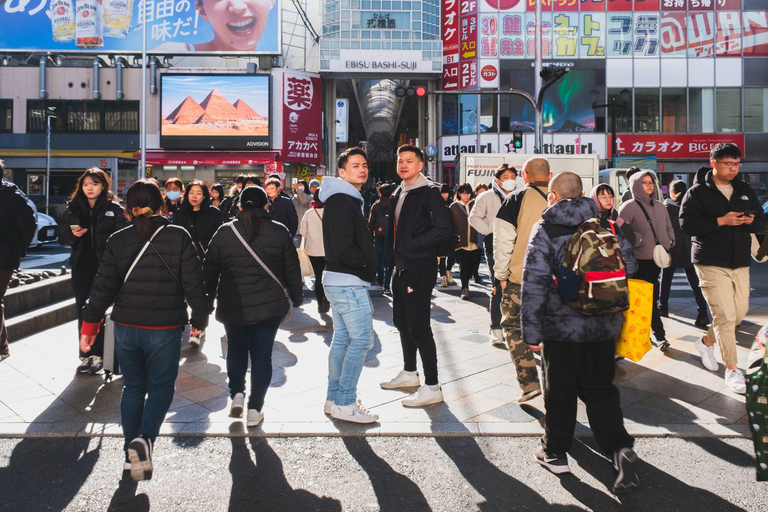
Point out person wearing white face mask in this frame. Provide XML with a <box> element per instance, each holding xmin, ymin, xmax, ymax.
<box><xmin>468</xmin><ymin>163</ymin><xmax>518</xmax><ymax>346</ymax></box>
<box><xmin>164</xmin><ymin>178</ymin><xmax>185</xmax><ymax>218</ymax></box>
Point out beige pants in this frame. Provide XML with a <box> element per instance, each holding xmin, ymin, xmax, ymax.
<box><xmin>694</xmin><ymin>264</ymin><xmax>750</xmax><ymax>367</ymax></box>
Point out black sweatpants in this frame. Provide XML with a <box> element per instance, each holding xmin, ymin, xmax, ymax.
<box><xmin>485</xmin><ymin>234</ymin><xmax>502</xmax><ymax>330</ymax></box>
<box><xmin>308</xmin><ymin>256</ymin><xmax>326</xmax><ymax>305</ymax></box>
<box><xmin>541</xmin><ymin>339</ymin><xmax>634</xmax><ymax>457</ymax></box>
<box><xmin>392</xmin><ymin>265</ymin><xmax>439</xmax><ymax>385</ymax></box>
<box><xmin>659</xmin><ymin>266</ymin><xmax>708</xmax><ymax>317</ymax></box>
<box><xmin>456</xmin><ymin>249</ymin><xmax>481</xmax><ymax>289</ymax></box>
<box><xmin>73</xmin><ymin>249</ymin><xmax>104</xmax><ymax>359</ymax></box>
<box><xmin>634</xmin><ymin>259</ymin><xmax>666</xmax><ymax>341</ymax></box>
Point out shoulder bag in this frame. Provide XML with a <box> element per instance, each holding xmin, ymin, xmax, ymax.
<box><xmin>230</xmin><ymin>224</ymin><xmax>294</xmax><ymax>324</ymax></box>
<box><xmin>636</xmin><ymin>202</ymin><xmax>671</xmax><ymax>269</ymax></box>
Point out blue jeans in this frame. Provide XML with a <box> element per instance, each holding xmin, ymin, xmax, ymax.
<box><xmin>114</xmin><ymin>324</ymin><xmax>182</xmax><ymax>451</ymax></box>
<box><xmin>224</xmin><ymin>317</ymin><xmax>281</xmax><ymax>412</ymax></box>
<box><xmin>325</xmin><ymin>286</ymin><xmax>374</xmax><ymax>406</ymax></box>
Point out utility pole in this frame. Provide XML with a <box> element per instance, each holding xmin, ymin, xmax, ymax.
<box><xmin>534</xmin><ymin>0</ymin><xmax>543</xmax><ymax>153</ymax></box>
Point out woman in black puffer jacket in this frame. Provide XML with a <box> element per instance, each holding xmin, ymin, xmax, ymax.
<box><xmin>204</xmin><ymin>186</ymin><xmax>303</xmax><ymax>428</ymax></box>
<box><xmin>79</xmin><ymin>179</ymin><xmax>209</xmax><ymax>482</ymax></box>
<box><xmin>59</xmin><ymin>168</ymin><xmax>127</xmax><ymax>374</ymax></box>
<box><xmin>172</xmin><ymin>180</ymin><xmax>222</xmax><ymax>255</ymax></box>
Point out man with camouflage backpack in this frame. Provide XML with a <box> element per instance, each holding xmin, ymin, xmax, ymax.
<box><xmin>521</xmin><ymin>172</ymin><xmax>640</xmax><ymax>493</ymax></box>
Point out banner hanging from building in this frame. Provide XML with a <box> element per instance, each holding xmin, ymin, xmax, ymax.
<box><xmin>283</xmin><ymin>71</ymin><xmax>322</xmax><ymax>164</ymax></box>
<box><xmin>606</xmin><ymin>133</ymin><xmax>746</xmax><ymax>159</ymax></box>
<box><xmin>0</xmin><ymin>0</ymin><xmax>281</xmax><ymax>54</ymax></box>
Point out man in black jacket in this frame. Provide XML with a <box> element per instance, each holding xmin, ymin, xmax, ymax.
<box><xmin>219</xmin><ymin>174</ymin><xmax>246</xmax><ymax>222</ymax></box>
<box><xmin>265</xmin><ymin>177</ymin><xmax>299</xmax><ymax>237</ymax></box>
<box><xmin>0</xmin><ymin>170</ymin><xmax>37</xmax><ymax>360</ymax></box>
<box><xmin>380</xmin><ymin>145</ymin><xmax>452</xmax><ymax>407</ymax></box>
<box><xmin>319</xmin><ymin>148</ymin><xmax>380</xmax><ymax>424</ymax></box>
<box><xmin>680</xmin><ymin>143</ymin><xmax>767</xmax><ymax>394</ymax></box>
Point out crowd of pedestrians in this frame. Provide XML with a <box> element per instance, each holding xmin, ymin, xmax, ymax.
<box><xmin>1</xmin><ymin>143</ymin><xmax>766</xmax><ymax>491</ymax></box>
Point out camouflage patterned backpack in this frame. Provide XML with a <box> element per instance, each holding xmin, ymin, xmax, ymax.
<box><xmin>544</xmin><ymin>218</ymin><xmax>630</xmax><ymax>316</ymax></box>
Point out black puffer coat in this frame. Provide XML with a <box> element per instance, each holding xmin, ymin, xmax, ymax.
<box><xmin>664</xmin><ymin>197</ymin><xmax>692</xmax><ymax>269</ymax></box>
<box><xmin>59</xmin><ymin>201</ymin><xmax>127</xmax><ymax>270</ymax></box>
<box><xmin>81</xmin><ymin>216</ymin><xmax>209</xmax><ymax>330</ymax></box>
<box><xmin>269</xmin><ymin>194</ymin><xmax>299</xmax><ymax>237</ymax></box>
<box><xmin>172</xmin><ymin>205</ymin><xmax>222</xmax><ymax>253</ymax></box>
<box><xmin>0</xmin><ymin>180</ymin><xmax>37</xmax><ymax>270</ymax></box>
<box><xmin>204</xmin><ymin>211</ymin><xmax>303</xmax><ymax>325</ymax></box>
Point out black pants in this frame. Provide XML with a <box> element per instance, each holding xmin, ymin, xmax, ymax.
<box><xmin>0</xmin><ymin>269</ymin><xmax>13</xmax><ymax>354</ymax></box>
<box><xmin>438</xmin><ymin>253</ymin><xmax>456</xmax><ymax>277</ymax></box>
<box><xmin>73</xmin><ymin>250</ymin><xmax>104</xmax><ymax>359</ymax></box>
<box><xmin>456</xmin><ymin>249</ymin><xmax>481</xmax><ymax>289</ymax></box>
<box><xmin>659</xmin><ymin>266</ymin><xmax>709</xmax><ymax>317</ymax></box>
<box><xmin>633</xmin><ymin>259</ymin><xmax>665</xmax><ymax>341</ymax></box>
<box><xmin>393</xmin><ymin>265</ymin><xmax>439</xmax><ymax>385</ymax></box>
<box><xmin>308</xmin><ymin>256</ymin><xmax>326</xmax><ymax>305</ymax></box>
<box><xmin>485</xmin><ymin>234</ymin><xmax>502</xmax><ymax>329</ymax></box>
<box><xmin>541</xmin><ymin>339</ymin><xmax>634</xmax><ymax>456</ymax></box>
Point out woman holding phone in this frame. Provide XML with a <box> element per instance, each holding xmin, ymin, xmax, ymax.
<box><xmin>59</xmin><ymin>168</ymin><xmax>127</xmax><ymax>374</ymax></box>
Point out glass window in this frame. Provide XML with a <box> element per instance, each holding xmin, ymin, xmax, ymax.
<box><xmin>661</xmin><ymin>88</ymin><xmax>686</xmax><ymax>133</ymax></box>
<box><xmin>0</xmin><ymin>99</ymin><xmax>11</xmax><ymax>132</ymax></box>
<box><xmin>67</xmin><ymin>102</ymin><xmax>100</xmax><ymax>132</ymax></box>
<box><xmin>744</xmin><ymin>88</ymin><xmax>768</xmax><ymax>132</ymax></box>
<box><xmin>634</xmin><ymin>89</ymin><xmax>659</xmax><ymax>133</ymax></box>
<box><xmin>606</xmin><ymin>88</ymin><xmax>632</xmax><ymax>133</ymax></box>
<box><xmin>442</xmin><ymin>95</ymin><xmax>459</xmax><ymax>135</ymax></box>
<box><xmin>716</xmin><ymin>88</ymin><xmax>741</xmax><ymax>133</ymax></box>
<box><xmin>27</xmin><ymin>100</ymin><xmax>65</xmax><ymax>132</ymax></box>
<box><xmin>460</xmin><ymin>95</ymin><xmax>478</xmax><ymax>135</ymax></box>
<box><xmin>104</xmin><ymin>102</ymin><xmax>139</xmax><ymax>132</ymax></box>
<box><xmin>689</xmin><ymin>88</ymin><xmax>714</xmax><ymax>133</ymax></box>
<box><xmin>481</xmin><ymin>94</ymin><xmax>497</xmax><ymax>134</ymax></box>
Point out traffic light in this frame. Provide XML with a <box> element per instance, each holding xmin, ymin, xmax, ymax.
<box><xmin>395</xmin><ymin>85</ymin><xmax>427</xmax><ymax>98</ymax></box>
<box><xmin>513</xmin><ymin>130</ymin><xmax>523</xmax><ymax>149</ymax></box>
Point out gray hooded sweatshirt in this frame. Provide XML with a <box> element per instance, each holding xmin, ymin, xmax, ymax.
<box><xmin>618</xmin><ymin>171</ymin><xmax>675</xmax><ymax>261</ymax></box>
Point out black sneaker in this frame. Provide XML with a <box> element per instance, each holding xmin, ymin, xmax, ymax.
<box><xmin>127</xmin><ymin>435</ymin><xmax>153</xmax><ymax>482</ymax></box>
<box><xmin>123</xmin><ymin>452</ymin><xmax>131</xmax><ymax>472</ymax></box>
<box><xmin>655</xmin><ymin>338</ymin><xmax>670</xmax><ymax>352</ymax></box>
<box><xmin>0</xmin><ymin>347</ymin><xmax>9</xmax><ymax>361</ymax></box>
<box><xmin>613</xmin><ymin>447</ymin><xmax>640</xmax><ymax>493</ymax></box>
<box><xmin>535</xmin><ymin>445</ymin><xmax>570</xmax><ymax>474</ymax></box>
<box><xmin>694</xmin><ymin>314</ymin><xmax>710</xmax><ymax>329</ymax></box>
<box><xmin>658</xmin><ymin>306</ymin><xmax>669</xmax><ymax>317</ymax></box>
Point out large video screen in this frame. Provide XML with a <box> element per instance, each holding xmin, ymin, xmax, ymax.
<box><xmin>160</xmin><ymin>74</ymin><xmax>271</xmax><ymax>150</ymax></box>
<box><xmin>0</xmin><ymin>0</ymin><xmax>280</xmax><ymax>54</ymax></box>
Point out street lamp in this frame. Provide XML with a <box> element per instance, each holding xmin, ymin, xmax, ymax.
<box><xmin>591</xmin><ymin>87</ymin><xmax>631</xmax><ymax>167</ymax></box>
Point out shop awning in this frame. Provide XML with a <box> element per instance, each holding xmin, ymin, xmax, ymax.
<box><xmin>145</xmin><ymin>152</ymin><xmax>280</xmax><ymax>166</ymax></box>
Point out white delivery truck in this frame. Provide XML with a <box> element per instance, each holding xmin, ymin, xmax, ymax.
<box><xmin>456</xmin><ymin>153</ymin><xmax>600</xmax><ymax>193</ymax></box>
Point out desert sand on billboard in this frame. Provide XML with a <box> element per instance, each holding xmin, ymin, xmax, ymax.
<box><xmin>162</xmin><ymin>88</ymin><xmax>268</xmax><ymax>137</ymax></box>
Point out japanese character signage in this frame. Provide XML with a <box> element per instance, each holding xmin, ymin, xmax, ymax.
<box><xmin>460</xmin><ymin>59</ymin><xmax>479</xmax><ymax>89</ymax></box>
<box><xmin>160</xmin><ymin>74</ymin><xmax>271</xmax><ymax>150</ymax></box>
<box><xmin>661</xmin><ymin>11</ymin><xmax>768</xmax><ymax>57</ymax></box>
<box><xmin>0</xmin><ymin>0</ymin><xmax>281</xmax><ymax>54</ymax></box>
<box><xmin>460</xmin><ymin>11</ymin><xmax>479</xmax><ymax>60</ymax></box>
<box><xmin>443</xmin><ymin>0</ymin><xmax>461</xmax><ymax>90</ymax></box>
<box><xmin>283</xmin><ymin>71</ymin><xmax>322</xmax><ymax>164</ymax></box>
<box><xmin>606</xmin><ymin>133</ymin><xmax>745</xmax><ymax>159</ymax></box>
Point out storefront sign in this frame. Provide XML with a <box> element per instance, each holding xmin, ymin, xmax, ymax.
<box><xmin>283</xmin><ymin>71</ymin><xmax>322</xmax><ymax>164</ymax></box>
<box><xmin>606</xmin><ymin>134</ymin><xmax>746</xmax><ymax>159</ymax></box>
<box><xmin>440</xmin><ymin>133</ymin><xmax>606</xmax><ymax>160</ymax></box>
<box><xmin>0</xmin><ymin>0</ymin><xmax>281</xmax><ymax>54</ymax></box>
<box><xmin>443</xmin><ymin>0</ymin><xmax>461</xmax><ymax>90</ymax></box>
<box><xmin>326</xmin><ymin>50</ymin><xmax>435</xmax><ymax>73</ymax></box>
<box><xmin>480</xmin><ymin>60</ymin><xmax>500</xmax><ymax>88</ymax></box>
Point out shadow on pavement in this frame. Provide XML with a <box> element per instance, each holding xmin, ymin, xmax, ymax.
<box><xmin>107</xmin><ymin>473</ymin><xmax>150</xmax><ymax>512</ymax></box>
<box><xmin>227</xmin><ymin>423</ymin><xmax>341</xmax><ymax>511</ymax></box>
<box><xmin>342</xmin><ymin>437</ymin><xmax>430</xmax><ymax>510</ymax></box>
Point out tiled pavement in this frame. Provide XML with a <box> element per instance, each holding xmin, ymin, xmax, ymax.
<box><xmin>1</xmin><ymin>267</ymin><xmax>764</xmax><ymax>439</ymax></box>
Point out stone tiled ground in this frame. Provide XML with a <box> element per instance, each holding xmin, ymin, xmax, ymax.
<box><xmin>1</xmin><ymin>267</ymin><xmax>763</xmax><ymax>438</ymax></box>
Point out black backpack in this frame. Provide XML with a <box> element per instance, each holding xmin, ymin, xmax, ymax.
<box><xmin>375</xmin><ymin>204</ymin><xmax>390</xmax><ymax>238</ymax></box>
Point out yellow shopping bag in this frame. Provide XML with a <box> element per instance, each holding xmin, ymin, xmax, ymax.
<box><xmin>615</xmin><ymin>279</ymin><xmax>653</xmax><ymax>362</ymax></box>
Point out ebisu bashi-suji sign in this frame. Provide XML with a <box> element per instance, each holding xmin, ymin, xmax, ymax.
<box><xmin>0</xmin><ymin>0</ymin><xmax>282</xmax><ymax>54</ymax></box>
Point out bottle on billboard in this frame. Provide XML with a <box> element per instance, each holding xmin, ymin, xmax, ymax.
<box><xmin>103</xmin><ymin>0</ymin><xmax>134</xmax><ymax>38</ymax></box>
<box><xmin>75</xmin><ymin>0</ymin><xmax>104</xmax><ymax>48</ymax></box>
<box><xmin>49</xmin><ymin>0</ymin><xmax>76</xmax><ymax>42</ymax></box>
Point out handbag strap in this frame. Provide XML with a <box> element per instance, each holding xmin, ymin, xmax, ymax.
<box><xmin>314</xmin><ymin>208</ymin><xmax>322</xmax><ymax>222</ymax></box>
<box><xmin>148</xmin><ymin>240</ymin><xmax>182</xmax><ymax>289</ymax></box>
<box><xmin>230</xmin><ymin>224</ymin><xmax>291</xmax><ymax>303</ymax></box>
<box><xmin>124</xmin><ymin>226</ymin><xmax>165</xmax><ymax>284</ymax></box>
<box><xmin>300</xmin><ymin>234</ymin><xmax>306</xmax><ymax>250</ymax></box>
<box><xmin>636</xmin><ymin>202</ymin><xmax>661</xmax><ymax>245</ymax></box>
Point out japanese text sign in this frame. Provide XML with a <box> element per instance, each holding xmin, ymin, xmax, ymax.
<box><xmin>606</xmin><ymin>133</ymin><xmax>746</xmax><ymax>159</ymax></box>
<box><xmin>283</xmin><ymin>71</ymin><xmax>322</xmax><ymax>164</ymax></box>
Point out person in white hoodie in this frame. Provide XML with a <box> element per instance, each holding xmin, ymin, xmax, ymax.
<box><xmin>468</xmin><ymin>164</ymin><xmax>518</xmax><ymax>346</ymax></box>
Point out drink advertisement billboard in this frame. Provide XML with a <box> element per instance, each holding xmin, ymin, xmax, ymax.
<box><xmin>0</xmin><ymin>0</ymin><xmax>281</xmax><ymax>54</ymax></box>
<box><xmin>160</xmin><ymin>74</ymin><xmax>271</xmax><ymax>150</ymax></box>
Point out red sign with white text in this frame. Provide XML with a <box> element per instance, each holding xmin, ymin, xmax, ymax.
<box><xmin>606</xmin><ymin>134</ymin><xmax>745</xmax><ymax>160</ymax></box>
<box><xmin>443</xmin><ymin>62</ymin><xmax>460</xmax><ymax>90</ymax></box>
<box><xmin>460</xmin><ymin>13</ymin><xmax>478</xmax><ymax>61</ymax></box>
<box><xmin>283</xmin><ymin>71</ymin><xmax>322</xmax><ymax>164</ymax></box>
<box><xmin>443</xmin><ymin>0</ymin><xmax>460</xmax><ymax>56</ymax></box>
<box><xmin>460</xmin><ymin>59</ymin><xmax>479</xmax><ymax>89</ymax></box>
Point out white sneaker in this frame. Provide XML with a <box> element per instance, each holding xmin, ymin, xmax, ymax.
<box><xmin>490</xmin><ymin>328</ymin><xmax>505</xmax><ymax>347</ymax></box>
<box><xmin>725</xmin><ymin>368</ymin><xmax>746</xmax><ymax>394</ymax></box>
<box><xmin>323</xmin><ymin>399</ymin><xmax>334</xmax><ymax>415</ymax></box>
<box><xmin>229</xmin><ymin>393</ymin><xmax>245</xmax><ymax>418</ymax></box>
<box><xmin>694</xmin><ymin>337</ymin><xmax>719</xmax><ymax>371</ymax></box>
<box><xmin>127</xmin><ymin>436</ymin><xmax>153</xmax><ymax>482</ymax></box>
<box><xmin>188</xmin><ymin>335</ymin><xmax>200</xmax><ymax>347</ymax></box>
<box><xmin>246</xmin><ymin>409</ymin><xmax>264</xmax><ymax>427</ymax></box>
<box><xmin>402</xmin><ymin>385</ymin><xmax>444</xmax><ymax>407</ymax></box>
<box><xmin>380</xmin><ymin>370</ymin><xmax>421</xmax><ymax>390</ymax></box>
<box><xmin>330</xmin><ymin>400</ymin><xmax>379</xmax><ymax>424</ymax></box>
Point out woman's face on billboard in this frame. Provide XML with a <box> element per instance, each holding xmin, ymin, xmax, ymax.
<box><xmin>198</xmin><ymin>0</ymin><xmax>274</xmax><ymax>51</ymax></box>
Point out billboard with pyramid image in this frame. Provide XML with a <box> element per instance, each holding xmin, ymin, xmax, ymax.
<box><xmin>161</xmin><ymin>75</ymin><xmax>271</xmax><ymax>149</ymax></box>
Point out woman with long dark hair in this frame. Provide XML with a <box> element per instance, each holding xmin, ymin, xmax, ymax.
<box><xmin>210</xmin><ymin>183</ymin><xmax>224</xmax><ymax>209</ymax></box>
<box><xmin>450</xmin><ymin>182</ymin><xmax>481</xmax><ymax>300</ymax></box>
<box><xmin>204</xmin><ymin>186</ymin><xmax>303</xmax><ymax>427</ymax></box>
<box><xmin>79</xmin><ymin>179</ymin><xmax>209</xmax><ymax>482</ymax></box>
<box><xmin>59</xmin><ymin>168</ymin><xmax>127</xmax><ymax>373</ymax></box>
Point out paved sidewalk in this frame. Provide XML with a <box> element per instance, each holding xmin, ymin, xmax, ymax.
<box><xmin>0</xmin><ymin>265</ymin><xmax>764</xmax><ymax>439</ymax></box>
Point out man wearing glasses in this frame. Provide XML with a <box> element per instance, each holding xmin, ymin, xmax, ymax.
<box><xmin>680</xmin><ymin>143</ymin><xmax>767</xmax><ymax>394</ymax></box>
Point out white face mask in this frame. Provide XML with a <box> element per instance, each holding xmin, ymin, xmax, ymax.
<box><xmin>501</xmin><ymin>179</ymin><xmax>516</xmax><ymax>192</ymax></box>
<box><xmin>166</xmin><ymin>190</ymin><xmax>181</xmax><ymax>201</ymax></box>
